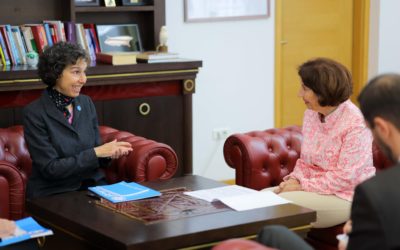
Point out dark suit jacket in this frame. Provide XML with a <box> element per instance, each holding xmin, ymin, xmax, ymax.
<box><xmin>23</xmin><ymin>91</ymin><xmax>107</xmax><ymax>199</ymax></box>
<box><xmin>348</xmin><ymin>165</ymin><xmax>400</xmax><ymax>250</ymax></box>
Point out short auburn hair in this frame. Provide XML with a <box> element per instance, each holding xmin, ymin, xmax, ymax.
<box><xmin>298</xmin><ymin>58</ymin><xmax>353</xmax><ymax>106</ymax></box>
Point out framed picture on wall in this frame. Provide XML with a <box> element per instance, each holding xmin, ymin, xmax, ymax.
<box><xmin>75</xmin><ymin>0</ymin><xmax>100</xmax><ymax>6</ymax></box>
<box><xmin>184</xmin><ymin>0</ymin><xmax>270</xmax><ymax>22</ymax></box>
<box><xmin>96</xmin><ymin>24</ymin><xmax>143</xmax><ymax>52</ymax></box>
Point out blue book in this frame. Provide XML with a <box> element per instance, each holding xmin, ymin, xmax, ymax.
<box><xmin>89</xmin><ymin>181</ymin><xmax>161</xmax><ymax>203</ymax></box>
<box><xmin>43</xmin><ymin>23</ymin><xmax>53</xmax><ymax>46</ymax></box>
<box><xmin>0</xmin><ymin>217</ymin><xmax>53</xmax><ymax>247</ymax></box>
<box><xmin>11</xmin><ymin>26</ymin><xmax>27</xmax><ymax>65</ymax></box>
<box><xmin>85</xmin><ymin>29</ymin><xmax>96</xmax><ymax>61</ymax></box>
<box><xmin>5</xmin><ymin>24</ymin><xmax>21</xmax><ymax>65</ymax></box>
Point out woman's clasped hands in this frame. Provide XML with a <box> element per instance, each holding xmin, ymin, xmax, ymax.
<box><xmin>95</xmin><ymin>140</ymin><xmax>133</xmax><ymax>159</ymax></box>
<box><xmin>274</xmin><ymin>178</ymin><xmax>302</xmax><ymax>194</ymax></box>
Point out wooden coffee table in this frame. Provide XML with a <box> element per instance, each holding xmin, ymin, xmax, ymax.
<box><xmin>27</xmin><ymin>175</ymin><xmax>315</xmax><ymax>250</ymax></box>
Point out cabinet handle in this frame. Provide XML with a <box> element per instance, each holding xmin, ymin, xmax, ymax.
<box><xmin>139</xmin><ymin>102</ymin><xmax>151</xmax><ymax>116</ymax></box>
<box><xmin>183</xmin><ymin>79</ymin><xmax>195</xmax><ymax>92</ymax></box>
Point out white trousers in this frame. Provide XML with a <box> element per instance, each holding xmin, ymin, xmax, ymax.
<box><xmin>263</xmin><ymin>188</ymin><xmax>351</xmax><ymax>228</ymax></box>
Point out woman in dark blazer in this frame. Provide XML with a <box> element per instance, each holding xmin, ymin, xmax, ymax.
<box><xmin>23</xmin><ymin>42</ymin><xmax>132</xmax><ymax>199</ymax></box>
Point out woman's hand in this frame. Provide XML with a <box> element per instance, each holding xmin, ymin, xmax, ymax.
<box><xmin>274</xmin><ymin>178</ymin><xmax>302</xmax><ymax>194</ymax></box>
<box><xmin>343</xmin><ymin>220</ymin><xmax>352</xmax><ymax>234</ymax></box>
<box><xmin>0</xmin><ymin>218</ymin><xmax>16</xmax><ymax>238</ymax></box>
<box><xmin>338</xmin><ymin>220</ymin><xmax>352</xmax><ymax>250</ymax></box>
<box><xmin>94</xmin><ymin>140</ymin><xmax>133</xmax><ymax>159</ymax></box>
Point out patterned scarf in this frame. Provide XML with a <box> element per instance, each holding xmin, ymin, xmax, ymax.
<box><xmin>47</xmin><ymin>87</ymin><xmax>74</xmax><ymax>119</ymax></box>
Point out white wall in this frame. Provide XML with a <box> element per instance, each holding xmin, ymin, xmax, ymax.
<box><xmin>377</xmin><ymin>0</ymin><xmax>400</xmax><ymax>74</ymax></box>
<box><xmin>166</xmin><ymin>1</ymin><xmax>276</xmax><ymax>180</ymax></box>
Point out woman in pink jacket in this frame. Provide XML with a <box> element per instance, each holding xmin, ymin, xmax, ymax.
<box><xmin>273</xmin><ymin>58</ymin><xmax>375</xmax><ymax>228</ymax></box>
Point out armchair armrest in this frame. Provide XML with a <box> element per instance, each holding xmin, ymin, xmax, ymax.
<box><xmin>223</xmin><ymin>126</ymin><xmax>302</xmax><ymax>190</ymax></box>
<box><xmin>99</xmin><ymin>126</ymin><xmax>178</xmax><ymax>183</ymax></box>
<box><xmin>212</xmin><ymin>238</ymin><xmax>275</xmax><ymax>250</ymax></box>
<box><xmin>0</xmin><ymin>160</ymin><xmax>26</xmax><ymax>220</ymax></box>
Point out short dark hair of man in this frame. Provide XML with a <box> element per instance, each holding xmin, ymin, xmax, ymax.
<box><xmin>358</xmin><ymin>73</ymin><xmax>400</xmax><ymax>130</ymax></box>
<box><xmin>298</xmin><ymin>57</ymin><xmax>353</xmax><ymax>106</ymax></box>
<box><xmin>38</xmin><ymin>42</ymin><xmax>88</xmax><ymax>87</ymax></box>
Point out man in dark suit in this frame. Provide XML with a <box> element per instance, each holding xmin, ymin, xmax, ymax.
<box><xmin>258</xmin><ymin>74</ymin><xmax>400</xmax><ymax>250</ymax></box>
<box><xmin>347</xmin><ymin>73</ymin><xmax>400</xmax><ymax>249</ymax></box>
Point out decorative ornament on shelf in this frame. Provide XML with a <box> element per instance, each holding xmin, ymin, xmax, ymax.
<box><xmin>26</xmin><ymin>52</ymin><xmax>39</xmax><ymax>67</ymax></box>
<box><xmin>156</xmin><ymin>26</ymin><xmax>168</xmax><ymax>53</ymax></box>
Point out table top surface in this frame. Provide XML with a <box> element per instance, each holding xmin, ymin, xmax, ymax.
<box><xmin>27</xmin><ymin>175</ymin><xmax>316</xmax><ymax>250</ymax></box>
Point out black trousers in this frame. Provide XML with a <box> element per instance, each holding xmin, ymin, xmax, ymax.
<box><xmin>257</xmin><ymin>225</ymin><xmax>314</xmax><ymax>250</ymax></box>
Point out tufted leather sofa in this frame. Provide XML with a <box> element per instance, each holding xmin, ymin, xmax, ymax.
<box><xmin>0</xmin><ymin>125</ymin><xmax>178</xmax><ymax>220</ymax></box>
<box><xmin>223</xmin><ymin>125</ymin><xmax>393</xmax><ymax>250</ymax></box>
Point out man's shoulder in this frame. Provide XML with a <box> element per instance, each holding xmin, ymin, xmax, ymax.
<box><xmin>358</xmin><ymin>165</ymin><xmax>400</xmax><ymax>192</ymax></box>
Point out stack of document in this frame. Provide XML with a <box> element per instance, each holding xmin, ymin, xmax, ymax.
<box><xmin>184</xmin><ymin>185</ymin><xmax>290</xmax><ymax>211</ymax></box>
<box><xmin>89</xmin><ymin>181</ymin><xmax>161</xmax><ymax>203</ymax></box>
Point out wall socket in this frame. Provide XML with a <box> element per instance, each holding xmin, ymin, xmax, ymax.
<box><xmin>212</xmin><ymin>127</ymin><xmax>230</xmax><ymax>140</ymax></box>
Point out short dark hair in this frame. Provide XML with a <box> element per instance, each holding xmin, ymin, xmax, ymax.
<box><xmin>298</xmin><ymin>58</ymin><xmax>353</xmax><ymax>106</ymax></box>
<box><xmin>358</xmin><ymin>74</ymin><xmax>400</xmax><ymax>130</ymax></box>
<box><xmin>38</xmin><ymin>42</ymin><xmax>88</xmax><ymax>87</ymax></box>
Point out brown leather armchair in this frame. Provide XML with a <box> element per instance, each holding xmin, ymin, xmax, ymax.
<box><xmin>223</xmin><ymin>126</ymin><xmax>393</xmax><ymax>250</ymax></box>
<box><xmin>0</xmin><ymin>125</ymin><xmax>178</xmax><ymax>220</ymax></box>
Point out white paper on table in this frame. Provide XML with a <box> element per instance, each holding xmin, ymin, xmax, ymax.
<box><xmin>218</xmin><ymin>191</ymin><xmax>291</xmax><ymax>211</ymax></box>
<box><xmin>184</xmin><ymin>185</ymin><xmax>290</xmax><ymax>211</ymax></box>
<box><xmin>184</xmin><ymin>185</ymin><xmax>259</xmax><ymax>202</ymax></box>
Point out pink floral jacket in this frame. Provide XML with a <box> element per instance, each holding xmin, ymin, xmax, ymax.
<box><xmin>285</xmin><ymin>100</ymin><xmax>375</xmax><ymax>201</ymax></box>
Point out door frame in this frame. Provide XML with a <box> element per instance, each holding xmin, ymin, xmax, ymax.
<box><xmin>274</xmin><ymin>0</ymin><xmax>371</xmax><ymax>128</ymax></box>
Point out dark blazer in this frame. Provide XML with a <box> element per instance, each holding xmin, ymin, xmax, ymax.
<box><xmin>348</xmin><ymin>165</ymin><xmax>400</xmax><ymax>250</ymax></box>
<box><xmin>23</xmin><ymin>91</ymin><xmax>107</xmax><ymax>199</ymax></box>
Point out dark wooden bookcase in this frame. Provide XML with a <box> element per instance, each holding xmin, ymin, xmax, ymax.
<box><xmin>1</xmin><ymin>0</ymin><xmax>164</xmax><ymax>50</ymax></box>
<box><xmin>0</xmin><ymin>0</ymin><xmax>202</xmax><ymax>176</ymax></box>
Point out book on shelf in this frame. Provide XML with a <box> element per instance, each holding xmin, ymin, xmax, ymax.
<box><xmin>88</xmin><ymin>181</ymin><xmax>161</xmax><ymax>203</ymax></box>
<box><xmin>43</xmin><ymin>23</ymin><xmax>54</xmax><ymax>47</ymax></box>
<box><xmin>0</xmin><ymin>26</ymin><xmax>16</xmax><ymax>65</ymax></box>
<box><xmin>75</xmin><ymin>23</ymin><xmax>87</xmax><ymax>53</ymax></box>
<box><xmin>0</xmin><ymin>30</ymin><xmax>11</xmax><ymax>65</ymax></box>
<box><xmin>136</xmin><ymin>51</ymin><xmax>179</xmax><ymax>60</ymax></box>
<box><xmin>96</xmin><ymin>52</ymin><xmax>138</xmax><ymax>65</ymax></box>
<box><xmin>26</xmin><ymin>24</ymin><xmax>48</xmax><ymax>54</ymax></box>
<box><xmin>4</xmin><ymin>25</ymin><xmax>22</xmax><ymax>65</ymax></box>
<box><xmin>83</xmin><ymin>23</ymin><xmax>100</xmax><ymax>53</ymax></box>
<box><xmin>20</xmin><ymin>26</ymin><xmax>38</xmax><ymax>53</ymax></box>
<box><xmin>0</xmin><ymin>217</ymin><xmax>53</xmax><ymax>247</ymax></box>
<box><xmin>64</xmin><ymin>22</ymin><xmax>76</xmax><ymax>43</ymax></box>
<box><xmin>184</xmin><ymin>185</ymin><xmax>291</xmax><ymax>211</ymax></box>
<box><xmin>43</xmin><ymin>20</ymin><xmax>66</xmax><ymax>42</ymax></box>
<box><xmin>0</xmin><ymin>45</ymin><xmax>4</xmax><ymax>65</ymax></box>
<box><xmin>11</xmin><ymin>26</ymin><xmax>27</xmax><ymax>65</ymax></box>
<box><xmin>48</xmin><ymin>23</ymin><xmax>59</xmax><ymax>43</ymax></box>
<box><xmin>85</xmin><ymin>29</ymin><xmax>96</xmax><ymax>61</ymax></box>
